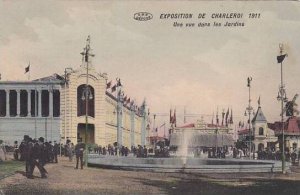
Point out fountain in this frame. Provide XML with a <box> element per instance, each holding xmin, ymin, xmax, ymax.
<box><xmin>88</xmin><ymin>126</ymin><xmax>289</xmax><ymax>173</ymax></box>
<box><xmin>88</xmin><ymin>130</ymin><xmax>288</xmax><ymax>173</ymax></box>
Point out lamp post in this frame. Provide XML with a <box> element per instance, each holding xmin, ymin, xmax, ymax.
<box><xmin>276</xmin><ymin>43</ymin><xmax>288</xmax><ymax>173</ymax></box>
<box><xmin>64</xmin><ymin>67</ymin><xmax>73</xmax><ymax>144</ymax></box>
<box><xmin>245</xmin><ymin>77</ymin><xmax>253</xmax><ymax>159</ymax></box>
<box><xmin>116</xmin><ymin>84</ymin><xmax>123</xmax><ymax>156</ymax></box>
<box><xmin>80</xmin><ymin>35</ymin><xmax>95</xmax><ymax>166</ymax></box>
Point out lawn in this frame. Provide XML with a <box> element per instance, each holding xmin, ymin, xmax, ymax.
<box><xmin>0</xmin><ymin>160</ymin><xmax>24</xmax><ymax>180</ymax></box>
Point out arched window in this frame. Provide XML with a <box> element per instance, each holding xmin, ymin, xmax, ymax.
<box><xmin>259</xmin><ymin>127</ymin><xmax>264</xmax><ymax>135</ymax></box>
<box><xmin>77</xmin><ymin>84</ymin><xmax>95</xmax><ymax>117</ymax></box>
<box><xmin>258</xmin><ymin>143</ymin><xmax>264</xmax><ymax>151</ymax></box>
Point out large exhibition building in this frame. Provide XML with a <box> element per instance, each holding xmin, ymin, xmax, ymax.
<box><xmin>0</xmin><ymin>37</ymin><xmax>149</xmax><ymax>147</ymax></box>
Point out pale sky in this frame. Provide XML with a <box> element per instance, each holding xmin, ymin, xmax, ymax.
<box><xmin>0</xmin><ymin>1</ymin><xmax>300</xmax><ymax>128</ymax></box>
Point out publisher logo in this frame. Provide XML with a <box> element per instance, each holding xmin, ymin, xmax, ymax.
<box><xmin>134</xmin><ymin>12</ymin><xmax>153</xmax><ymax>21</ymax></box>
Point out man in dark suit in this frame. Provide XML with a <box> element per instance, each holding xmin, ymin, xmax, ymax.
<box><xmin>53</xmin><ymin>141</ymin><xmax>59</xmax><ymax>163</ymax></box>
<box><xmin>30</xmin><ymin>137</ymin><xmax>47</xmax><ymax>178</ymax></box>
<box><xmin>75</xmin><ymin>141</ymin><xmax>85</xmax><ymax>169</ymax></box>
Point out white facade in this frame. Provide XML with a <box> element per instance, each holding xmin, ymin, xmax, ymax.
<box><xmin>0</xmin><ymin>42</ymin><xmax>148</xmax><ymax>147</ymax></box>
<box><xmin>61</xmin><ymin>64</ymin><xmax>146</xmax><ymax>147</ymax></box>
<box><xmin>0</xmin><ymin>81</ymin><xmax>62</xmax><ymax>145</ymax></box>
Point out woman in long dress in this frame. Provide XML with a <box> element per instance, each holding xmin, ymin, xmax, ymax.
<box><xmin>0</xmin><ymin>140</ymin><xmax>7</xmax><ymax>161</ymax></box>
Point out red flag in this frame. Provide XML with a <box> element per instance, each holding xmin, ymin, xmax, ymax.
<box><xmin>111</xmin><ymin>85</ymin><xmax>116</xmax><ymax>92</ymax></box>
<box><xmin>106</xmin><ymin>80</ymin><xmax>112</xmax><ymax>89</ymax></box>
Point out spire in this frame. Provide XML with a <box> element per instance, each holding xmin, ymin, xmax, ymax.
<box><xmin>252</xmin><ymin>97</ymin><xmax>267</xmax><ymax>123</ymax></box>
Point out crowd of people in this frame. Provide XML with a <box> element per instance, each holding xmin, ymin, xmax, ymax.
<box><xmin>90</xmin><ymin>144</ymin><xmax>149</xmax><ymax>157</ymax></box>
<box><xmin>1</xmin><ymin>135</ymin><xmax>87</xmax><ymax>179</ymax></box>
<box><xmin>3</xmin><ymin>136</ymin><xmax>300</xmax><ymax>180</ymax></box>
<box><xmin>256</xmin><ymin>148</ymin><xmax>300</xmax><ymax>164</ymax></box>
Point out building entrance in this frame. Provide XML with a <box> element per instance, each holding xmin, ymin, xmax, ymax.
<box><xmin>77</xmin><ymin>123</ymin><xmax>95</xmax><ymax>144</ymax></box>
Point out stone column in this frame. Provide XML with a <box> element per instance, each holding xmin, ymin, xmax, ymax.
<box><xmin>38</xmin><ymin>89</ymin><xmax>42</xmax><ymax>117</ymax></box>
<box><xmin>27</xmin><ymin>90</ymin><xmax>31</xmax><ymax>117</ymax></box>
<box><xmin>49</xmin><ymin>89</ymin><xmax>53</xmax><ymax>117</ymax></box>
<box><xmin>5</xmin><ymin>89</ymin><xmax>10</xmax><ymax>117</ymax></box>
<box><xmin>16</xmin><ymin>90</ymin><xmax>20</xmax><ymax>117</ymax></box>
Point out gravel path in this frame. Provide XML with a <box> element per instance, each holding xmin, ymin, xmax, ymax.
<box><xmin>1</xmin><ymin>157</ymin><xmax>300</xmax><ymax>195</ymax></box>
<box><xmin>0</xmin><ymin>157</ymin><xmax>178</xmax><ymax>195</ymax></box>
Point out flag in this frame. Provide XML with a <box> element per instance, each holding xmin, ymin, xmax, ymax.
<box><xmin>173</xmin><ymin>109</ymin><xmax>177</xmax><ymax>127</ymax></box>
<box><xmin>25</xmin><ymin>64</ymin><xmax>30</xmax><ymax>74</ymax></box>
<box><xmin>258</xmin><ymin>96</ymin><xmax>261</xmax><ymax>107</ymax></box>
<box><xmin>229</xmin><ymin>109</ymin><xmax>233</xmax><ymax>124</ymax></box>
<box><xmin>211</xmin><ymin>112</ymin><xmax>214</xmax><ymax>125</ymax></box>
<box><xmin>225</xmin><ymin>108</ymin><xmax>229</xmax><ymax>122</ymax></box>
<box><xmin>286</xmin><ymin>101</ymin><xmax>294</xmax><ymax>116</ymax></box>
<box><xmin>169</xmin><ymin>109</ymin><xmax>172</xmax><ymax>123</ymax></box>
<box><xmin>221</xmin><ymin>110</ymin><xmax>225</xmax><ymax>126</ymax></box>
<box><xmin>106</xmin><ymin>80</ymin><xmax>112</xmax><ymax>89</ymax></box>
<box><xmin>116</xmin><ymin>78</ymin><xmax>122</xmax><ymax>87</ymax></box>
<box><xmin>216</xmin><ymin>108</ymin><xmax>219</xmax><ymax>125</ymax></box>
<box><xmin>277</xmin><ymin>54</ymin><xmax>287</xmax><ymax>63</ymax></box>
<box><xmin>111</xmin><ymin>85</ymin><xmax>116</xmax><ymax>92</ymax></box>
<box><xmin>247</xmin><ymin>77</ymin><xmax>252</xmax><ymax>87</ymax></box>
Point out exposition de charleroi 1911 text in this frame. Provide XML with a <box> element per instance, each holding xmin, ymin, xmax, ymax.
<box><xmin>159</xmin><ymin>13</ymin><xmax>261</xmax><ymax>27</ymax></box>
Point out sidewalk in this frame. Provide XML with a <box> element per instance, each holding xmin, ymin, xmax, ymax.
<box><xmin>0</xmin><ymin>157</ymin><xmax>300</xmax><ymax>195</ymax></box>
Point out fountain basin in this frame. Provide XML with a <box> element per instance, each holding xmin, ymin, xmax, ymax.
<box><xmin>88</xmin><ymin>154</ymin><xmax>288</xmax><ymax>173</ymax></box>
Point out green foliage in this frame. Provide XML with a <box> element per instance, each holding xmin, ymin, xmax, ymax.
<box><xmin>0</xmin><ymin>160</ymin><xmax>24</xmax><ymax>179</ymax></box>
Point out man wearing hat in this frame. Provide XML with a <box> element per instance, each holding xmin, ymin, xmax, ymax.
<box><xmin>22</xmin><ymin>135</ymin><xmax>34</xmax><ymax>178</ymax></box>
<box><xmin>29</xmin><ymin>137</ymin><xmax>47</xmax><ymax>178</ymax></box>
<box><xmin>53</xmin><ymin>141</ymin><xmax>59</xmax><ymax>163</ymax></box>
<box><xmin>75</xmin><ymin>140</ymin><xmax>85</xmax><ymax>169</ymax></box>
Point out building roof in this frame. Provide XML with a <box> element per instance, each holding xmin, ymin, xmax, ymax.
<box><xmin>170</xmin><ymin>133</ymin><xmax>234</xmax><ymax>147</ymax></box>
<box><xmin>178</xmin><ymin>123</ymin><xmax>229</xmax><ymax>129</ymax></box>
<box><xmin>268</xmin><ymin>116</ymin><xmax>300</xmax><ymax>135</ymax></box>
<box><xmin>252</xmin><ymin>106</ymin><xmax>267</xmax><ymax>123</ymax></box>
<box><xmin>33</xmin><ymin>73</ymin><xmax>65</xmax><ymax>82</ymax></box>
<box><xmin>178</xmin><ymin>123</ymin><xmax>195</xmax><ymax>128</ymax></box>
<box><xmin>238</xmin><ymin>128</ymin><xmax>249</xmax><ymax>135</ymax></box>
